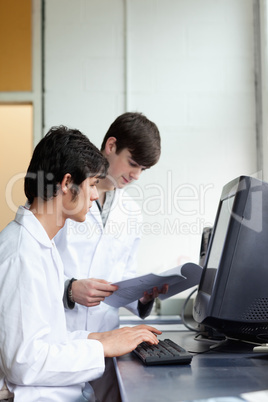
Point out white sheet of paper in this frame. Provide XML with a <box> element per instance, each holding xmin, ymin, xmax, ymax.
<box><xmin>103</xmin><ymin>262</ymin><xmax>202</xmax><ymax>308</ymax></box>
<box><xmin>241</xmin><ymin>389</ymin><xmax>268</xmax><ymax>402</ymax></box>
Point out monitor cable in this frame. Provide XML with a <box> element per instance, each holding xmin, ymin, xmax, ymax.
<box><xmin>180</xmin><ymin>287</ymin><xmax>199</xmax><ymax>332</ymax></box>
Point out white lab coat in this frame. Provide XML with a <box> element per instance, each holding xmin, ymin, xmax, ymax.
<box><xmin>54</xmin><ymin>188</ymin><xmax>144</xmax><ymax>332</ymax></box>
<box><xmin>0</xmin><ymin>206</ymin><xmax>105</xmax><ymax>402</ymax></box>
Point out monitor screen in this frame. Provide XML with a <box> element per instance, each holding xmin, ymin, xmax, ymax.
<box><xmin>193</xmin><ymin>176</ymin><xmax>268</xmax><ymax>342</ymax></box>
<box><xmin>201</xmin><ymin>196</ymin><xmax>235</xmax><ymax>296</ymax></box>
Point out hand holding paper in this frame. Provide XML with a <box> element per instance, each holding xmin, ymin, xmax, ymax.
<box><xmin>139</xmin><ymin>283</ymin><xmax>169</xmax><ymax>305</ymax></box>
<box><xmin>103</xmin><ymin>263</ymin><xmax>202</xmax><ymax>308</ymax></box>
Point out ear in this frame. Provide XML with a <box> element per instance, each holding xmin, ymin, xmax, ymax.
<box><xmin>104</xmin><ymin>137</ymin><xmax>117</xmax><ymax>156</ymax></box>
<box><xmin>61</xmin><ymin>173</ymin><xmax>72</xmax><ymax>194</ymax></box>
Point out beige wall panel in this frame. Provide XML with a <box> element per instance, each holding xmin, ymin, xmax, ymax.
<box><xmin>0</xmin><ymin>105</ymin><xmax>32</xmax><ymax>230</ymax></box>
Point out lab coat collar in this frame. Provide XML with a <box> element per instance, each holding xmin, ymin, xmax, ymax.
<box><xmin>87</xmin><ymin>188</ymin><xmax>135</xmax><ymax>225</ymax></box>
<box><xmin>15</xmin><ymin>206</ymin><xmax>53</xmax><ymax>249</ymax></box>
<box><xmin>88</xmin><ymin>189</ymin><xmax>120</xmax><ymax>227</ymax></box>
<box><xmin>89</xmin><ymin>201</ymin><xmax>103</xmax><ymax>227</ymax></box>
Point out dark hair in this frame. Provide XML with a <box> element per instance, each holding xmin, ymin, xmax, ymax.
<box><xmin>100</xmin><ymin>112</ymin><xmax>161</xmax><ymax>167</ymax></box>
<box><xmin>25</xmin><ymin>125</ymin><xmax>109</xmax><ymax>204</ymax></box>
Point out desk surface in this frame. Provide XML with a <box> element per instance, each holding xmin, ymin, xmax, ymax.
<box><xmin>116</xmin><ymin>321</ymin><xmax>268</xmax><ymax>402</ymax></box>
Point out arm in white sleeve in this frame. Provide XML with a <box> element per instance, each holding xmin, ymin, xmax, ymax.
<box><xmin>0</xmin><ymin>255</ymin><xmax>105</xmax><ymax>387</ymax></box>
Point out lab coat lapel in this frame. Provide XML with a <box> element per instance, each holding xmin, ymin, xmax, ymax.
<box><xmin>104</xmin><ymin>189</ymin><xmax>131</xmax><ymax>238</ymax></box>
<box><xmin>88</xmin><ymin>201</ymin><xmax>103</xmax><ymax>230</ymax></box>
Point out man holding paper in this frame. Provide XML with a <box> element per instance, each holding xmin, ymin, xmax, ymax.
<box><xmin>55</xmin><ymin>112</ymin><xmax>168</xmax><ymax>401</ymax></box>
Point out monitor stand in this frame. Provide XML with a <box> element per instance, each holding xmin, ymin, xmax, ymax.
<box><xmin>194</xmin><ymin>324</ymin><xmax>226</xmax><ymax>344</ymax></box>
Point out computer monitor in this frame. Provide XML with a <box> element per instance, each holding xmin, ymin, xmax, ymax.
<box><xmin>193</xmin><ymin>175</ymin><xmax>268</xmax><ymax>343</ymax></box>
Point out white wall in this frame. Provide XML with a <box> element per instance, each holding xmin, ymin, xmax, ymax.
<box><xmin>260</xmin><ymin>0</ymin><xmax>268</xmax><ymax>178</ymax></box>
<box><xmin>45</xmin><ymin>0</ymin><xmax>257</xmax><ymax>277</ymax></box>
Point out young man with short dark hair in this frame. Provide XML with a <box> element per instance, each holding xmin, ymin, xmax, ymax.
<box><xmin>0</xmin><ymin>125</ymin><xmax>161</xmax><ymax>402</ymax></box>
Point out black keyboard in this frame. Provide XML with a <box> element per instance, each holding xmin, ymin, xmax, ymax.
<box><xmin>132</xmin><ymin>338</ymin><xmax>192</xmax><ymax>366</ymax></box>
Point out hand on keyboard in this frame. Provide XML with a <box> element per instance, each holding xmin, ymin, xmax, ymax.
<box><xmin>132</xmin><ymin>338</ymin><xmax>192</xmax><ymax>366</ymax></box>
